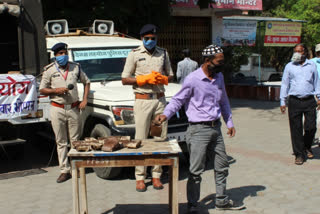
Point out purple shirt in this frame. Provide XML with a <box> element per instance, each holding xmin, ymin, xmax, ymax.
<box><xmin>163</xmin><ymin>67</ymin><xmax>234</xmax><ymax>128</ymax></box>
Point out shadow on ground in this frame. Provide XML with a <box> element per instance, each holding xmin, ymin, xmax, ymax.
<box><xmin>0</xmin><ymin>136</ymin><xmax>58</xmax><ymax>174</ymax></box>
<box><xmin>230</xmin><ymin>98</ymin><xmax>279</xmax><ymax>111</ymax></box>
<box><xmin>311</xmin><ymin>145</ymin><xmax>320</xmax><ymax>160</ymax></box>
<box><xmin>101</xmin><ymin>185</ymin><xmax>266</xmax><ymax>214</ymax></box>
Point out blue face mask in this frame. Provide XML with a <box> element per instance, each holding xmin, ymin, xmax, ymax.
<box><xmin>143</xmin><ymin>39</ymin><xmax>157</xmax><ymax>50</ymax></box>
<box><xmin>56</xmin><ymin>55</ymin><xmax>69</xmax><ymax>66</ymax></box>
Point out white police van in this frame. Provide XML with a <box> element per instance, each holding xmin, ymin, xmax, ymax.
<box><xmin>45</xmin><ymin>20</ymin><xmax>188</xmax><ymax>179</ymax></box>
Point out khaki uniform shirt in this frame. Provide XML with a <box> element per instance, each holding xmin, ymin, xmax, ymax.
<box><xmin>122</xmin><ymin>45</ymin><xmax>173</xmax><ymax>94</ymax></box>
<box><xmin>39</xmin><ymin>61</ymin><xmax>90</xmax><ymax>104</ymax></box>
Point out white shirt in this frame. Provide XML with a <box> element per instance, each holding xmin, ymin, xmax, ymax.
<box><xmin>176</xmin><ymin>57</ymin><xmax>198</xmax><ymax>84</ymax></box>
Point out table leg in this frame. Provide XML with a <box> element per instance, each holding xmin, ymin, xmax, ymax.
<box><xmin>72</xmin><ymin>161</ymin><xmax>80</xmax><ymax>214</ymax></box>
<box><xmin>169</xmin><ymin>157</ymin><xmax>179</xmax><ymax>214</ymax></box>
<box><xmin>169</xmin><ymin>164</ymin><xmax>172</xmax><ymax>211</ymax></box>
<box><xmin>80</xmin><ymin>168</ymin><xmax>88</xmax><ymax>214</ymax></box>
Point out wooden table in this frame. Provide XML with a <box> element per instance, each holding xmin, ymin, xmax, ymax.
<box><xmin>68</xmin><ymin>139</ymin><xmax>181</xmax><ymax>214</ymax></box>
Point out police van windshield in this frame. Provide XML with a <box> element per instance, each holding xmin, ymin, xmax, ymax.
<box><xmin>72</xmin><ymin>48</ymin><xmax>135</xmax><ymax>82</ymax></box>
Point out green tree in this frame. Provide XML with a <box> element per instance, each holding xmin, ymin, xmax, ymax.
<box><xmin>248</xmin><ymin>0</ymin><xmax>320</xmax><ymax>72</ymax></box>
<box><xmin>271</xmin><ymin>0</ymin><xmax>320</xmax><ymax>52</ymax></box>
<box><xmin>42</xmin><ymin>0</ymin><xmax>173</xmax><ymax>38</ymax></box>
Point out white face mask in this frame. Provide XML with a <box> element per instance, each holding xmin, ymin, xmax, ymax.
<box><xmin>291</xmin><ymin>52</ymin><xmax>303</xmax><ymax>63</ymax></box>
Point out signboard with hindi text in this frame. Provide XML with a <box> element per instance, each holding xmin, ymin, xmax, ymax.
<box><xmin>0</xmin><ymin>74</ymin><xmax>38</xmax><ymax>119</ymax></box>
<box><xmin>221</xmin><ymin>19</ymin><xmax>257</xmax><ymax>46</ymax></box>
<box><xmin>73</xmin><ymin>49</ymin><xmax>132</xmax><ymax>61</ymax></box>
<box><xmin>172</xmin><ymin>0</ymin><xmax>263</xmax><ymax>11</ymax></box>
<box><xmin>264</xmin><ymin>21</ymin><xmax>302</xmax><ymax>47</ymax></box>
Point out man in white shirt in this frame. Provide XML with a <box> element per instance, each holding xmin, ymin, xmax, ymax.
<box><xmin>176</xmin><ymin>48</ymin><xmax>198</xmax><ymax>84</ymax></box>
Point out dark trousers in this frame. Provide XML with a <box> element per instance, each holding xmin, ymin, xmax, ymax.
<box><xmin>288</xmin><ymin>96</ymin><xmax>317</xmax><ymax>157</ymax></box>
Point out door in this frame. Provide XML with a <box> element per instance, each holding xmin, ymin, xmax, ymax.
<box><xmin>157</xmin><ymin>16</ymin><xmax>211</xmax><ymax>77</ymax></box>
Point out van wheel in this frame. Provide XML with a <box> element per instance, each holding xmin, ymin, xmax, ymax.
<box><xmin>90</xmin><ymin>124</ymin><xmax>122</xmax><ymax>179</ymax></box>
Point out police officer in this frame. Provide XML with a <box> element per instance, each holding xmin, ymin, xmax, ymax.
<box><xmin>40</xmin><ymin>43</ymin><xmax>90</xmax><ymax>183</ymax></box>
<box><xmin>121</xmin><ymin>24</ymin><xmax>174</xmax><ymax>192</ymax></box>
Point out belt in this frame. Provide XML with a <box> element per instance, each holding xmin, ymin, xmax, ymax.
<box><xmin>135</xmin><ymin>92</ymin><xmax>165</xmax><ymax>100</ymax></box>
<box><xmin>189</xmin><ymin>119</ymin><xmax>221</xmax><ymax>127</ymax></box>
<box><xmin>290</xmin><ymin>95</ymin><xmax>314</xmax><ymax>101</ymax></box>
<box><xmin>51</xmin><ymin>101</ymin><xmax>79</xmax><ymax>110</ymax></box>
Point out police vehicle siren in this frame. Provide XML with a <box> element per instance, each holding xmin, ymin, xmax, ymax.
<box><xmin>45</xmin><ymin>19</ymin><xmax>69</xmax><ymax>36</ymax></box>
<box><xmin>92</xmin><ymin>20</ymin><xmax>114</xmax><ymax>35</ymax></box>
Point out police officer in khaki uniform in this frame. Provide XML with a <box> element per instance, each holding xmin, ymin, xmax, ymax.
<box><xmin>40</xmin><ymin>43</ymin><xmax>90</xmax><ymax>183</ymax></box>
<box><xmin>122</xmin><ymin>24</ymin><xmax>174</xmax><ymax>192</ymax></box>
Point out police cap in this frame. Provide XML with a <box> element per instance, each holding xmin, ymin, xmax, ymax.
<box><xmin>140</xmin><ymin>24</ymin><xmax>158</xmax><ymax>36</ymax></box>
<box><xmin>51</xmin><ymin>42</ymin><xmax>68</xmax><ymax>55</ymax></box>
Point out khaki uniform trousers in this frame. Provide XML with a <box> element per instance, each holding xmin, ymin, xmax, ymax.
<box><xmin>134</xmin><ymin>97</ymin><xmax>168</xmax><ymax>180</ymax></box>
<box><xmin>50</xmin><ymin>105</ymin><xmax>81</xmax><ymax>173</ymax></box>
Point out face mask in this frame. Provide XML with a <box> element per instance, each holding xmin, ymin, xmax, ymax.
<box><xmin>143</xmin><ymin>39</ymin><xmax>157</xmax><ymax>50</ymax></box>
<box><xmin>207</xmin><ymin>62</ymin><xmax>224</xmax><ymax>75</ymax></box>
<box><xmin>56</xmin><ymin>55</ymin><xmax>69</xmax><ymax>66</ymax></box>
<box><xmin>291</xmin><ymin>52</ymin><xmax>305</xmax><ymax>64</ymax></box>
<box><xmin>317</xmin><ymin>58</ymin><xmax>320</xmax><ymax>63</ymax></box>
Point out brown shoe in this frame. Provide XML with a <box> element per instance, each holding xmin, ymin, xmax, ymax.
<box><xmin>136</xmin><ymin>180</ymin><xmax>146</xmax><ymax>192</ymax></box>
<box><xmin>152</xmin><ymin>178</ymin><xmax>164</xmax><ymax>190</ymax></box>
<box><xmin>295</xmin><ymin>156</ymin><xmax>304</xmax><ymax>165</ymax></box>
<box><xmin>306</xmin><ymin>149</ymin><xmax>314</xmax><ymax>159</ymax></box>
<box><xmin>56</xmin><ymin>173</ymin><xmax>72</xmax><ymax>183</ymax></box>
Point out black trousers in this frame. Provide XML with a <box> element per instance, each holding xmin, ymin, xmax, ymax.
<box><xmin>288</xmin><ymin>96</ymin><xmax>317</xmax><ymax>157</ymax></box>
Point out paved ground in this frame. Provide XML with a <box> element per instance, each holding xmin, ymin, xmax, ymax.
<box><xmin>1</xmin><ymin>98</ymin><xmax>320</xmax><ymax>214</ymax></box>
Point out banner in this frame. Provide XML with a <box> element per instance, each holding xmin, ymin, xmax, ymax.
<box><xmin>73</xmin><ymin>49</ymin><xmax>133</xmax><ymax>61</ymax></box>
<box><xmin>0</xmin><ymin>74</ymin><xmax>37</xmax><ymax>119</ymax></box>
<box><xmin>172</xmin><ymin>0</ymin><xmax>263</xmax><ymax>11</ymax></box>
<box><xmin>221</xmin><ymin>19</ymin><xmax>257</xmax><ymax>46</ymax></box>
<box><xmin>264</xmin><ymin>21</ymin><xmax>302</xmax><ymax>47</ymax></box>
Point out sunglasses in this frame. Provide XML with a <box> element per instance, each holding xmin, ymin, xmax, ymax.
<box><xmin>144</xmin><ymin>36</ymin><xmax>156</xmax><ymax>41</ymax></box>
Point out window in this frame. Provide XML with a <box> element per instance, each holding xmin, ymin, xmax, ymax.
<box><xmin>72</xmin><ymin>48</ymin><xmax>136</xmax><ymax>82</ymax></box>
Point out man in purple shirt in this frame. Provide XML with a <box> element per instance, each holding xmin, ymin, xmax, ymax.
<box><xmin>155</xmin><ymin>44</ymin><xmax>244</xmax><ymax>212</ymax></box>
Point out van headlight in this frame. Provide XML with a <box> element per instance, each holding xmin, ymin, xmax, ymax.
<box><xmin>112</xmin><ymin>106</ymin><xmax>135</xmax><ymax>125</ymax></box>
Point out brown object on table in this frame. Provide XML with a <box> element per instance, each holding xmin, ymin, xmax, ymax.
<box><xmin>72</xmin><ymin>140</ymin><xmax>103</xmax><ymax>152</ymax></box>
<box><xmin>101</xmin><ymin>137</ymin><xmax>121</xmax><ymax>152</ymax></box>
<box><xmin>84</xmin><ymin>137</ymin><xmax>97</xmax><ymax>141</ymax></box>
<box><xmin>98</xmin><ymin>136</ymin><xmax>121</xmax><ymax>141</ymax></box>
<box><xmin>122</xmin><ymin>139</ymin><xmax>142</xmax><ymax>149</ymax></box>
<box><xmin>150</xmin><ymin>119</ymin><xmax>162</xmax><ymax>137</ymax></box>
<box><xmin>76</xmin><ymin>145</ymin><xmax>91</xmax><ymax>152</ymax></box>
<box><xmin>119</xmin><ymin>136</ymin><xmax>131</xmax><ymax>147</ymax></box>
<box><xmin>72</xmin><ymin>140</ymin><xmax>84</xmax><ymax>148</ymax></box>
<box><xmin>90</xmin><ymin>141</ymin><xmax>103</xmax><ymax>150</ymax></box>
<box><xmin>120</xmin><ymin>136</ymin><xmax>131</xmax><ymax>141</ymax></box>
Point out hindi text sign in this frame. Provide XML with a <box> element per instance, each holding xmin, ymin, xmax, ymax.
<box><xmin>0</xmin><ymin>74</ymin><xmax>37</xmax><ymax>119</ymax></box>
<box><xmin>264</xmin><ymin>21</ymin><xmax>302</xmax><ymax>47</ymax></box>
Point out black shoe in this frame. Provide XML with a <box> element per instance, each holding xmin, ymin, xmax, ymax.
<box><xmin>187</xmin><ymin>202</ymin><xmax>198</xmax><ymax>214</ymax></box>
<box><xmin>216</xmin><ymin>200</ymin><xmax>245</xmax><ymax>210</ymax></box>
<box><xmin>295</xmin><ymin>156</ymin><xmax>304</xmax><ymax>165</ymax></box>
